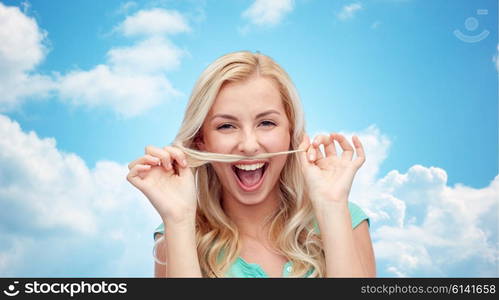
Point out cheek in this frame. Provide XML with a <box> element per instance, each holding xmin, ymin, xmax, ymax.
<box><xmin>265</xmin><ymin>131</ymin><xmax>291</xmax><ymax>177</ymax></box>
<box><xmin>270</xmin><ymin>155</ymin><xmax>288</xmax><ymax>175</ymax></box>
<box><xmin>211</xmin><ymin>162</ymin><xmax>227</xmax><ymax>176</ymax></box>
<box><xmin>260</xmin><ymin>129</ymin><xmax>291</xmax><ymax>151</ymax></box>
<box><xmin>204</xmin><ymin>132</ymin><xmax>234</xmax><ymax>153</ymax></box>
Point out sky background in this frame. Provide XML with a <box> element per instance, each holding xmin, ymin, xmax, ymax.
<box><xmin>0</xmin><ymin>0</ymin><xmax>497</xmax><ymax>277</ymax></box>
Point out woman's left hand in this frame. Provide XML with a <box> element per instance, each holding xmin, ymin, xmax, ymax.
<box><xmin>298</xmin><ymin>133</ymin><xmax>366</xmax><ymax>205</ymax></box>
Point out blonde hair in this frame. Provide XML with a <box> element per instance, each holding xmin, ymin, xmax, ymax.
<box><xmin>173</xmin><ymin>145</ymin><xmax>305</xmax><ymax>167</ymax></box>
<box><xmin>156</xmin><ymin>50</ymin><xmax>325</xmax><ymax>277</ymax></box>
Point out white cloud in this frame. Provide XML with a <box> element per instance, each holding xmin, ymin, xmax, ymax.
<box><xmin>55</xmin><ymin>9</ymin><xmax>190</xmax><ymax>117</ymax></box>
<box><xmin>242</xmin><ymin>0</ymin><xmax>294</xmax><ymax>27</ymax></box>
<box><xmin>0</xmin><ymin>3</ymin><xmax>44</xmax><ymax>71</ymax></box>
<box><xmin>20</xmin><ymin>1</ymin><xmax>30</xmax><ymax>14</ymax></box>
<box><xmin>337</xmin><ymin>3</ymin><xmax>363</xmax><ymax>20</ymax></box>
<box><xmin>57</xmin><ymin>64</ymin><xmax>181</xmax><ymax>118</ymax></box>
<box><xmin>0</xmin><ymin>2</ymin><xmax>55</xmax><ymax>110</ymax></box>
<box><xmin>119</xmin><ymin>8</ymin><xmax>191</xmax><ymax>37</ymax></box>
<box><xmin>0</xmin><ymin>4</ymin><xmax>190</xmax><ymax>118</ymax></box>
<box><xmin>107</xmin><ymin>36</ymin><xmax>184</xmax><ymax>74</ymax></box>
<box><xmin>115</xmin><ymin>1</ymin><xmax>137</xmax><ymax>15</ymax></box>
<box><xmin>0</xmin><ymin>114</ymin><xmax>161</xmax><ymax>276</ymax></box>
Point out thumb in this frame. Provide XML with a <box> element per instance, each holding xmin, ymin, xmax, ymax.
<box><xmin>177</xmin><ymin>161</ymin><xmax>194</xmax><ymax>179</ymax></box>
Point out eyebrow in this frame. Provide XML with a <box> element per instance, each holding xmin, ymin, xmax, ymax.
<box><xmin>210</xmin><ymin>109</ymin><xmax>281</xmax><ymax>121</ymax></box>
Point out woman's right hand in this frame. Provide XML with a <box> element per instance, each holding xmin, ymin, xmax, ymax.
<box><xmin>127</xmin><ymin>145</ymin><xmax>197</xmax><ymax>223</ymax></box>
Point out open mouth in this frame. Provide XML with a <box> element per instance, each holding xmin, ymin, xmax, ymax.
<box><xmin>231</xmin><ymin>162</ymin><xmax>269</xmax><ymax>192</ymax></box>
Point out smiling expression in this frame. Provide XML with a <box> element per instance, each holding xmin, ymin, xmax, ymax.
<box><xmin>197</xmin><ymin>75</ymin><xmax>291</xmax><ymax>206</ymax></box>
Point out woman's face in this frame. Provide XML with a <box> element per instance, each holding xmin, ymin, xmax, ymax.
<box><xmin>198</xmin><ymin>75</ymin><xmax>291</xmax><ymax>206</ymax></box>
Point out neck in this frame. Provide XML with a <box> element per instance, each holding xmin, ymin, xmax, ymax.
<box><xmin>221</xmin><ymin>185</ymin><xmax>281</xmax><ymax>241</ymax></box>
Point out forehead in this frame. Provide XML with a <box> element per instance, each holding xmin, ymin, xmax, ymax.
<box><xmin>208</xmin><ymin>76</ymin><xmax>284</xmax><ymax>116</ymax></box>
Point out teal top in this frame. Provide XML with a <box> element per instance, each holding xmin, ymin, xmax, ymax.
<box><xmin>153</xmin><ymin>201</ymin><xmax>370</xmax><ymax>278</ymax></box>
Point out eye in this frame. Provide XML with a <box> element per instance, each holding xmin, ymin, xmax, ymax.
<box><xmin>260</xmin><ymin>120</ymin><xmax>276</xmax><ymax>127</ymax></box>
<box><xmin>217</xmin><ymin>123</ymin><xmax>234</xmax><ymax>130</ymax></box>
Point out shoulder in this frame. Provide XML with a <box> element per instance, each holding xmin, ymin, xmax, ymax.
<box><xmin>153</xmin><ymin>229</ymin><xmax>167</xmax><ymax>277</ymax></box>
<box><xmin>348</xmin><ymin>202</ymin><xmax>370</xmax><ymax>229</ymax></box>
<box><xmin>153</xmin><ymin>222</ymin><xmax>165</xmax><ymax>240</ymax></box>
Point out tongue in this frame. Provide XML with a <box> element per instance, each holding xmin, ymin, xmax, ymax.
<box><xmin>236</xmin><ymin>167</ymin><xmax>264</xmax><ymax>187</ymax></box>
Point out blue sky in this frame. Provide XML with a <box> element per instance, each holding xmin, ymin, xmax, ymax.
<box><xmin>0</xmin><ymin>0</ymin><xmax>497</xmax><ymax>277</ymax></box>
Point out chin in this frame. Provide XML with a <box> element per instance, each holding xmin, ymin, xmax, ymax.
<box><xmin>231</xmin><ymin>190</ymin><xmax>271</xmax><ymax>206</ymax></box>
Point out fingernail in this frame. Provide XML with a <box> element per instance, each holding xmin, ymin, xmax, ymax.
<box><xmin>309</xmin><ymin>153</ymin><xmax>314</xmax><ymax>161</ymax></box>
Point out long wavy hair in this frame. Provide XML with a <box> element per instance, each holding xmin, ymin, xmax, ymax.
<box><xmin>158</xmin><ymin>51</ymin><xmax>325</xmax><ymax>277</ymax></box>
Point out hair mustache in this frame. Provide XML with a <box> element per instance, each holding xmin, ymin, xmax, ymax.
<box><xmin>172</xmin><ymin>142</ymin><xmax>306</xmax><ymax>168</ymax></box>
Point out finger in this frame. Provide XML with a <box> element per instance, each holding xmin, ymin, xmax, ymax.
<box><xmin>306</xmin><ymin>134</ymin><xmax>319</xmax><ymax>162</ymax></box>
<box><xmin>312</xmin><ymin>134</ymin><xmax>331</xmax><ymax>147</ymax></box>
<box><xmin>163</xmin><ymin>146</ymin><xmax>188</xmax><ymax>168</ymax></box>
<box><xmin>298</xmin><ymin>133</ymin><xmax>311</xmax><ymax>151</ymax></box>
<box><xmin>145</xmin><ymin>145</ymin><xmax>172</xmax><ymax>171</ymax></box>
<box><xmin>312</xmin><ymin>134</ymin><xmax>332</xmax><ymax>159</ymax></box>
<box><xmin>128</xmin><ymin>155</ymin><xmax>161</xmax><ymax>170</ymax></box>
<box><xmin>352</xmin><ymin>135</ymin><xmax>366</xmax><ymax>168</ymax></box>
<box><xmin>144</xmin><ymin>154</ymin><xmax>161</xmax><ymax>166</ymax></box>
<box><xmin>324</xmin><ymin>134</ymin><xmax>337</xmax><ymax>157</ymax></box>
<box><xmin>298</xmin><ymin>133</ymin><xmax>313</xmax><ymax>166</ymax></box>
<box><xmin>331</xmin><ymin>133</ymin><xmax>354</xmax><ymax>160</ymax></box>
<box><xmin>307</xmin><ymin>145</ymin><xmax>321</xmax><ymax>162</ymax></box>
<box><xmin>163</xmin><ymin>146</ymin><xmax>189</xmax><ymax>176</ymax></box>
<box><xmin>127</xmin><ymin>164</ymin><xmax>151</xmax><ymax>186</ymax></box>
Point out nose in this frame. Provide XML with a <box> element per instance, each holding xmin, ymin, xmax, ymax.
<box><xmin>236</xmin><ymin>129</ymin><xmax>261</xmax><ymax>156</ymax></box>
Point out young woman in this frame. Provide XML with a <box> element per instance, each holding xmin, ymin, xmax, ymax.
<box><xmin>127</xmin><ymin>51</ymin><xmax>376</xmax><ymax>277</ymax></box>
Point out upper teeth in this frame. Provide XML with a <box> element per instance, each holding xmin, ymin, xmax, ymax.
<box><xmin>234</xmin><ymin>162</ymin><xmax>265</xmax><ymax>171</ymax></box>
